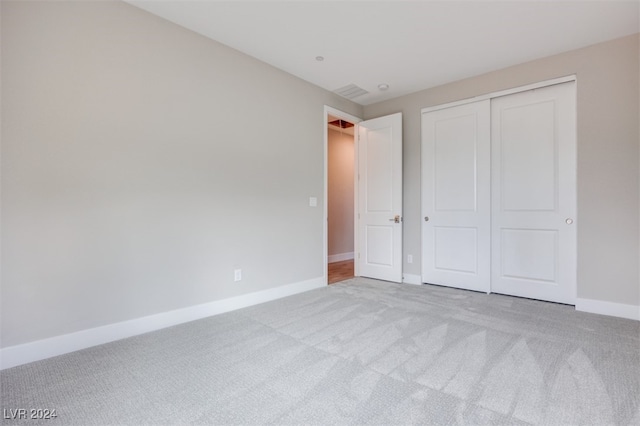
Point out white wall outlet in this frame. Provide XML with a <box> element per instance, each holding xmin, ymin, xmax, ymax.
<box><xmin>309</xmin><ymin>197</ymin><xmax>317</xmax><ymax>207</ymax></box>
<box><xmin>234</xmin><ymin>269</ymin><xmax>242</xmax><ymax>282</ymax></box>
<box><xmin>407</xmin><ymin>254</ymin><xmax>413</xmax><ymax>264</ymax></box>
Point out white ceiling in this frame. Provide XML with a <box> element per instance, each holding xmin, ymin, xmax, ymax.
<box><xmin>125</xmin><ymin>1</ymin><xmax>639</xmax><ymax>106</ymax></box>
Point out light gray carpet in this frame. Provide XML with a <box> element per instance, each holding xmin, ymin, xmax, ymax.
<box><xmin>1</xmin><ymin>278</ymin><xmax>639</xmax><ymax>425</ymax></box>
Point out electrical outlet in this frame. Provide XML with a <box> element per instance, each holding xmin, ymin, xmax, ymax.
<box><xmin>234</xmin><ymin>269</ymin><xmax>242</xmax><ymax>282</ymax></box>
<box><xmin>407</xmin><ymin>255</ymin><xmax>413</xmax><ymax>264</ymax></box>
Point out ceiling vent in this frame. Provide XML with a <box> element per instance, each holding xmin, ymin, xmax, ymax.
<box><xmin>333</xmin><ymin>84</ymin><xmax>369</xmax><ymax>100</ymax></box>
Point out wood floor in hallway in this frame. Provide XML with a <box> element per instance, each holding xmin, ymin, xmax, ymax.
<box><xmin>328</xmin><ymin>259</ymin><xmax>354</xmax><ymax>284</ymax></box>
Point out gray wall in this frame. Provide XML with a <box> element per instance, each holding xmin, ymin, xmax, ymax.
<box><xmin>327</xmin><ymin>128</ymin><xmax>355</xmax><ymax>258</ymax></box>
<box><xmin>364</xmin><ymin>34</ymin><xmax>640</xmax><ymax>306</ymax></box>
<box><xmin>1</xmin><ymin>1</ymin><xmax>362</xmax><ymax>348</ymax></box>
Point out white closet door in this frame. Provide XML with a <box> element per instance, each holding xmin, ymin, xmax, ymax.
<box><xmin>422</xmin><ymin>100</ymin><xmax>491</xmax><ymax>292</ymax></box>
<box><xmin>491</xmin><ymin>82</ymin><xmax>576</xmax><ymax>304</ymax></box>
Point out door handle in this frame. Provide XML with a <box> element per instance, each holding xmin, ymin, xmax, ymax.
<box><xmin>388</xmin><ymin>215</ymin><xmax>401</xmax><ymax>223</ymax></box>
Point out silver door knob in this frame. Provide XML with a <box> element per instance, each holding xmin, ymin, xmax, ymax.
<box><xmin>388</xmin><ymin>215</ymin><xmax>401</xmax><ymax>223</ymax></box>
<box><xmin>565</xmin><ymin>218</ymin><xmax>573</xmax><ymax>225</ymax></box>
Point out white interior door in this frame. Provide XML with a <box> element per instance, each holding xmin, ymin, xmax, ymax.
<box><xmin>358</xmin><ymin>113</ymin><xmax>403</xmax><ymax>282</ymax></box>
<box><xmin>491</xmin><ymin>82</ymin><xmax>576</xmax><ymax>304</ymax></box>
<box><xmin>421</xmin><ymin>100</ymin><xmax>491</xmax><ymax>292</ymax></box>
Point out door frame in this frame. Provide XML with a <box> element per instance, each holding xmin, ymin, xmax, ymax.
<box><xmin>323</xmin><ymin>106</ymin><xmax>362</xmax><ymax>284</ymax></box>
<box><xmin>421</xmin><ymin>75</ymin><xmax>576</xmax><ymax>115</ymax></box>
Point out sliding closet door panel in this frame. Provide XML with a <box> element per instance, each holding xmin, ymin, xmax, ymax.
<box><xmin>422</xmin><ymin>100</ymin><xmax>490</xmax><ymax>292</ymax></box>
<box><xmin>491</xmin><ymin>82</ymin><xmax>576</xmax><ymax>304</ymax></box>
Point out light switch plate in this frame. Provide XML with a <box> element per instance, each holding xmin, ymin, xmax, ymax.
<box><xmin>309</xmin><ymin>197</ymin><xmax>317</xmax><ymax>207</ymax></box>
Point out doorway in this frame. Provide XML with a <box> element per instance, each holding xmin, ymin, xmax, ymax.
<box><xmin>327</xmin><ymin>114</ymin><xmax>356</xmax><ymax>284</ymax></box>
<box><xmin>323</xmin><ymin>106</ymin><xmax>404</xmax><ymax>285</ymax></box>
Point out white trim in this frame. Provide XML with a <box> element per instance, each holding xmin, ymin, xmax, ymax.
<box><xmin>575</xmin><ymin>298</ymin><xmax>640</xmax><ymax>321</ymax></box>
<box><xmin>0</xmin><ymin>277</ymin><xmax>325</xmax><ymax>370</ymax></box>
<box><xmin>323</xmin><ymin>106</ymin><xmax>362</xmax><ymax>281</ymax></box>
<box><xmin>353</xmin><ymin>124</ymin><xmax>360</xmax><ymax>278</ymax></box>
<box><xmin>420</xmin><ymin>75</ymin><xmax>576</xmax><ymax>114</ymax></box>
<box><xmin>328</xmin><ymin>252</ymin><xmax>354</xmax><ymax>263</ymax></box>
<box><xmin>402</xmin><ymin>273</ymin><xmax>422</xmax><ymax>285</ymax></box>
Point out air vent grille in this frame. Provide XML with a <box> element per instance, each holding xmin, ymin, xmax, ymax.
<box><xmin>333</xmin><ymin>84</ymin><xmax>369</xmax><ymax>100</ymax></box>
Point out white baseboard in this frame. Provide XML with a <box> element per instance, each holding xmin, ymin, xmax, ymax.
<box><xmin>328</xmin><ymin>252</ymin><xmax>354</xmax><ymax>263</ymax></box>
<box><xmin>403</xmin><ymin>273</ymin><xmax>422</xmax><ymax>285</ymax></box>
<box><xmin>0</xmin><ymin>277</ymin><xmax>325</xmax><ymax>370</ymax></box>
<box><xmin>575</xmin><ymin>298</ymin><xmax>640</xmax><ymax>321</ymax></box>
